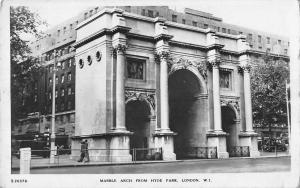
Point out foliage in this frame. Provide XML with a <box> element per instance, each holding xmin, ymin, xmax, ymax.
<box><xmin>251</xmin><ymin>56</ymin><xmax>289</xmax><ymax>130</ymax></box>
<box><xmin>10</xmin><ymin>6</ymin><xmax>47</xmax><ymax>124</ymax></box>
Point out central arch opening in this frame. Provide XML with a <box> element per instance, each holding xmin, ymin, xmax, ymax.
<box><xmin>126</xmin><ymin>100</ymin><xmax>151</xmax><ymax>150</ymax></box>
<box><xmin>169</xmin><ymin>69</ymin><xmax>205</xmax><ymax>159</ymax></box>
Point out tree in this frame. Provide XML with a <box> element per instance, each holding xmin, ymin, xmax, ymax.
<box><xmin>10</xmin><ymin>6</ymin><xmax>47</xmax><ymax>128</ymax></box>
<box><xmin>251</xmin><ymin>54</ymin><xmax>289</xmax><ymax>138</ymax></box>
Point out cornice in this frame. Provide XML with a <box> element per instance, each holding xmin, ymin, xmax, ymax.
<box><xmin>154</xmin><ymin>33</ymin><xmax>174</xmax><ymax>42</ymax></box>
<box><xmin>73</xmin><ymin>28</ymin><xmax>112</xmax><ymax>48</ymax></box>
<box><xmin>111</xmin><ymin>25</ymin><xmax>131</xmax><ymax>34</ymax></box>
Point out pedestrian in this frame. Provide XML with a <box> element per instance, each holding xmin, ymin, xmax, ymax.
<box><xmin>84</xmin><ymin>140</ymin><xmax>90</xmax><ymax>162</ymax></box>
<box><xmin>77</xmin><ymin>140</ymin><xmax>85</xmax><ymax>162</ymax></box>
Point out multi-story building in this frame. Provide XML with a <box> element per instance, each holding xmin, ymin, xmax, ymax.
<box><xmin>13</xmin><ymin>6</ymin><xmax>289</xmax><ymax>150</ymax></box>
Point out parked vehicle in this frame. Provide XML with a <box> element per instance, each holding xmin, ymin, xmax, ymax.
<box><xmin>261</xmin><ymin>138</ymin><xmax>287</xmax><ymax>152</ymax></box>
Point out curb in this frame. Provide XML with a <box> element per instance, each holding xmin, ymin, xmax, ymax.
<box><xmin>11</xmin><ymin>155</ymin><xmax>290</xmax><ymax>171</ymax></box>
<box><xmin>11</xmin><ymin>160</ymin><xmax>185</xmax><ymax>170</ymax></box>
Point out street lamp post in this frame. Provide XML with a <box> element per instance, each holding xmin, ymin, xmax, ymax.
<box><xmin>285</xmin><ymin>80</ymin><xmax>291</xmax><ymax>154</ymax></box>
<box><xmin>50</xmin><ymin>49</ymin><xmax>60</xmax><ymax>164</ymax></box>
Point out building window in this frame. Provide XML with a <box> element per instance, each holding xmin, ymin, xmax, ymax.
<box><xmin>70</xmin><ymin>24</ymin><xmax>73</xmax><ymax>30</ymax></box>
<box><xmin>148</xmin><ymin>10</ymin><xmax>153</xmax><ymax>17</ymax></box>
<box><xmin>34</xmin><ymin>82</ymin><xmax>38</xmax><ymax>90</ymax></box>
<box><xmin>239</xmin><ymin>31</ymin><xmax>243</xmax><ymax>35</ymax></box>
<box><xmin>61</xmin><ymin>61</ymin><xmax>65</xmax><ymax>69</ymax></box>
<box><xmin>219</xmin><ymin>70</ymin><xmax>232</xmax><ymax>89</ymax></box>
<box><xmin>34</xmin><ymin>95</ymin><xmax>37</xmax><ymax>102</ymax></box>
<box><xmin>249</xmin><ymin>44</ymin><xmax>253</xmax><ymax>48</ymax></box>
<box><xmin>84</xmin><ymin>12</ymin><xmax>88</xmax><ymax>19</ymax></box>
<box><xmin>267</xmin><ymin>37</ymin><xmax>270</xmax><ymax>44</ymax></box>
<box><xmin>172</xmin><ymin>14</ymin><xmax>177</xmax><ymax>22</ymax></box>
<box><xmin>192</xmin><ymin>21</ymin><xmax>197</xmax><ymax>27</ymax></box>
<box><xmin>57</xmin><ymin>30</ymin><xmax>60</xmax><ymax>37</ymax></box>
<box><xmin>49</xmin><ymin>78</ymin><xmax>52</xmax><ymax>85</ymax></box>
<box><xmin>127</xmin><ymin>58</ymin><xmax>145</xmax><ymax>80</ymax></box>
<box><xmin>155</xmin><ymin>12</ymin><xmax>159</xmax><ymax>17</ymax></box>
<box><xmin>55</xmin><ymin>76</ymin><xmax>58</xmax><ymax>83</ymax></box>
<box><xmin>49</xmin><ymin>92</ymin><xmax>52</xmax><ymax>100</ymax></box>
<box><xmin>204</xmin><ymin>24</ymin><xmax>208</xmax><ymax>29</ymax></box>
<box><xmin>278</xmin><ymin>40</ymin><xmax>281</xmax><ymax>45</ymax></box>
<box><xmin>284</xmin><ymin>49</ymin><xmax>288</xmax><ymax>55</ymax></box>
<box><xmin>61</xmin><ymin>89</ymin><xmax>65</xmax><ymax>97</ymax></box>
<box><xmin>227</xmin><ymin>29</ymin><xmax>231</xmax><ymax>34</ymax></box>
<box><xmin>248</xmin><ymin>33</ymin><xmax>252</xmax><ymax>40</ymax></box>
<box><xmin>68</xmin><ymin>87</ymin><xmax>72</xmax><ymax>95</ymax></box>
<box><xmin>63</xmin><ymin>27</ymin><xmax>66</xmax><ymax>34</ymax></box>
<box><xmin>182</xmin><ymin>19</ymin><xmax>186</xmax><ymax>24</ymax></box>
<box><xmin>61</xmin><ymin>74</ymin><xmax>64</xmax><ymax>83</ymax></box>
<box><xmin>55</xmin><ymin>90</ymin><xmax>58</xmax><ymax>98</ymax></box>
<box><xmin>61</xmin><ymin>103</ymin><xmax>65</xmax><ymax>111</ymax></box>
<box><xmin>68</xmin><ymin>59</ymin><xmax>72</xmax><ymax>67</ymax></box>
<box><xmin>142</xmin><ymin>9</ymin><xmax>145</xmax><ymax>16</ymax></box>
<box><xmin>67</xmin><ymin>72</ymin><xmax>72</xmax><ymax>81</ymax></box>
<box><xmin>89</xmin><ymin>10</ymin><xmax>93</xmax><ymax>17</ymax></box>
<box><xmin>258</xmin><ymin>35</ymin><xmax>262</xmax><ymax>43</ymax></box>
<box><xmin>222</xmin><ymin>28</ymin><xmax>226</xmax><ymax>33</ymax></box>
<box><xmin>55</xmin><ymin>104</ymin><xmax>58</xmax><ymax>112</ymax></box>
<box><xmin>258</xmin><ymin>46</ymin><xmax>262</xmax><ymax>50</ymax></box>
<box><xmin>67</xmin><ymin>101</ymin><xmax>72</xmax><ymax>110</ymax></box>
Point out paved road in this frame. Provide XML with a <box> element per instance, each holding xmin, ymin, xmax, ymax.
<box><xmin>22</xmin><ymin>157</ymin><xmax>290</xmax><ymax>174</ymax></box>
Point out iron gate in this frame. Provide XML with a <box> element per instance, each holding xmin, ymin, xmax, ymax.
<box><xmin>229</xmin><ymin>146</ymin><xmax>250</xmax><ymax>157</ymax></box>
<box><xmin>132</xmin><ymin>147</ymin><xmax>163</xmax><ymax>161</ymax></box>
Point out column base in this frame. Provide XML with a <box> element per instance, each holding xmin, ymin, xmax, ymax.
<box><xmin>153</xmin><ymin>130</ymin><xmax>177</xmax><ymax>161</ymax></box>
<box><xmin>239</xmin><ymin>131</ymin><xmax>260</xmax><ymax>158</ymax></box>
<box><xmin>109</xmin><ymin>131</ymin><xmax>133</xmax><ymax>162</ymax></box>
<box><xmin>71</xmin><ymin>132</ymin><xmax>133</xmax><ymax>162</ymax></box>
<box><xmin>207</xmin><ymin>131</ymin><xmax>229</xmax><ymax>159</ymax></box>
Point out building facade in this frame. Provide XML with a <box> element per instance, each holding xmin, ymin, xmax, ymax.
<box><xmin>14</xmin><ymin>6</ymin><xmax>289</xmax><ymax>160</ymax></box>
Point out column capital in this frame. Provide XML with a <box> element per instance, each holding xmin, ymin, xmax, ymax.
<box><xmin>113</xmin><ymin>43</ymin><xmax>127</xmax><ymax>55</ymax></box>
<box><xmin>155</xmin><ymin>50</ymin><xmax>170</xmax><ymax>64</ymax></box>
<box><xmin>239</xmin><ymin>64</ymin><xmax>251</xmax><ymax>73</ymax></box>
<box><xmin>207</xmin><ymin>58</ymin><xmax>221</xmax><ymax>68</ymax></box>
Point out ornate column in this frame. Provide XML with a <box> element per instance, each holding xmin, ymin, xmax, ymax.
<box><xmin>240</xmin><ymin>63</ymin><xmax>254</xmax><ymax>132</ymax></box>
<box><xmin>152</xmin><ymin>17</ymin><xmax>176</xmax><ymax>161</ymax></box>
<box><xmin>157</xmin><ymin>51</ymin><xmax>171</xmax><ymax>132</ymax></box>
<box><xmin>108</xmin><ymin>9</ymin><xmax>133</xmax><ymax>162</ymax></box>
<box><xmin>205</xmin><ymin>29</ymin><xmax>228</xmax><ymax>158</ymax></box>
<box><xmin>238</xmin><ymin>54</ymin><xmax>259</xmax><ymax>158</ymax></box>
<box><xmin>113</xmin><ymin>44</ymin><xmax>127</xmax><ymax>131</ymax></box>
<box><xmin>211</xmin><ymin>60</ymin><xmax>223</xmax><ymax>132</ymax></box>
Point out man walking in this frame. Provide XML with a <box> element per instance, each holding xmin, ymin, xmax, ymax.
<box><xmin>77</xmin><ymin>140</ymin><xmax>85</xmax><ymax>162</ymax></box>
<box><xmin>84</xmin><ymin>140</ymin><xmax>90</xmax><ymax>162</ymax></box>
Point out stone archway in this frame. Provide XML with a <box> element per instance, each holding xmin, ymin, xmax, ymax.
<box><xmin>125</xmin><ymin>99</ymin><xmax>152</xmax><ymax>150</ymax></box>
<box><xmin>221</xmin><ymin>105</ymin><xmax>239</xmax><ymax>153</ymax></box>
<box><xmin>169</xmin><ymin>68</ymin><xmax>207</xmax><ymax>159</ymax></box>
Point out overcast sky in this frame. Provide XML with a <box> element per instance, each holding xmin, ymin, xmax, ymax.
<box><xmin>24</xmin><ymin>0</ymin><xmax>293</xmax><ymax>38</ymax></box>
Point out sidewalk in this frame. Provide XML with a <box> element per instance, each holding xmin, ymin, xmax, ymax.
<box><xmin>11</xmin><ymin>155</ymin><xmax>183</xmax><ymax>170</ymax></box>
<box><xmin>11</xmin><ymin>151</ymin><xmax>290</xmax><ymax>170</ymax></box>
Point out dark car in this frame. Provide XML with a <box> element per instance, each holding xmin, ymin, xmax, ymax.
<box><xmin>262</xmin><ymin>138</ymin><xmax>287</xmax><ymax>152</ymax></box>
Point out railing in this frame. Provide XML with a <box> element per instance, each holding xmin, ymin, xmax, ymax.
<box><xmin>11</xmin><ymin>147</ymin><xmax>163</xmax><ymax>171</ymax></box>
<box><xmin>229</xmin><ymin>146</ymin><xmax>250</xmax><ymax>157</ymax></box>
<box><xmin>178</xmin><ymin>147</ymin><xmax>218</xmax><ymax>159</ymax></box>
<box><xmin>132</xmin><ymin>148</ymin><xmax>162</xmax><ymax>161</ymax></box>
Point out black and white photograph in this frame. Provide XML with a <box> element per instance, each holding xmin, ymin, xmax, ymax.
<box><xmin>1</xmin><ymin>0</ymin><xmax>300</xmax><ymax>187</ymax></box>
